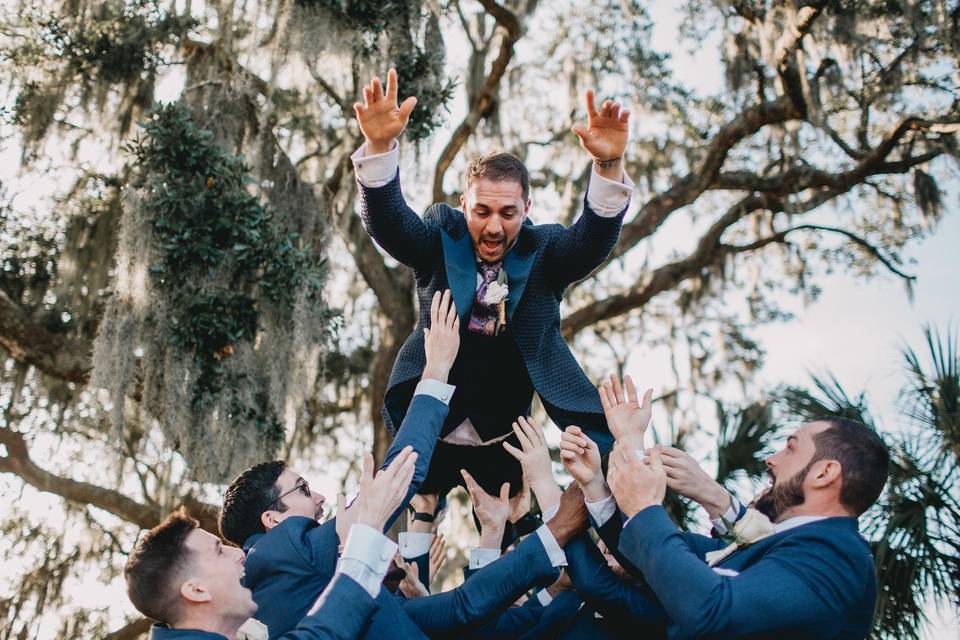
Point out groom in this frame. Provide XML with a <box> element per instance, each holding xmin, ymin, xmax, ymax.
<box><xmin>352</xmin><ymin>68</ymin><xmax>634</xmax><ymax>497</ymax></box>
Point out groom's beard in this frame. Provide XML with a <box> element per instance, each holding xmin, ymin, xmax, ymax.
<box><xmin>754</xmin><ymin>464</ymin><xmax>810</xmax><ymax>521</ymax></box>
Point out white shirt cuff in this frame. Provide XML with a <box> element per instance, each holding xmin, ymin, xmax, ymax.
<box><xmin>710</xmin><ymin>494</ymin><xmax>742</xmax><ymax>535</ymax></box>
<box><xmin>399</xmin><ymin>532</ymin><xmax>433</xmax><ymax>559</ymax></box>
<box><xmin>536</xmin><ymin>589</ymin><xmax>553</xmax><ymax>607</ymax></box>
<box><xmin>414</xmin><ymin>379</ymin><xmax>455</xmax><ymax>405</ymax></box>
<box><xmin>585</xmin><ymin>492</ymin><xmax>617</xmax><ymax>527</ymax></box>
<box><xmin>585</xmin><ymin>167</ymin><xmax>634</xmax><ymax>217</ymax></box>
<box><xmin>542</xmin><ymin>504</ymin><xmax>559</xmax><ymax>523</ymax></box>
<box><xmin>337</xmin><ymin>524</ymin><xmax>398</xmax><ymax>598</ymax></box>
<box><xmin>469</xmin><ymin>547</ymin><xmax>501</xmax><ymax>570</ymax></box>
<box><xmin>535</xmin><ymin>524</ymin><xmax>567</xmax><ymax>568</ymax></box>
<box><xmin>351</xmin><ymin>141</ymin><xmax>400</xmax><ymax>187</ymax></box>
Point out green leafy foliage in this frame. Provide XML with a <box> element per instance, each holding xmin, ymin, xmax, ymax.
<box><xmin>32</xmin><ymin>0</ymin><xmax>195</xmax><ymax>84</ymax></box>
<box><xmin>396</xmin><ymin>46</ymin><xmax>457</xmax><ymax>141</ymax></box>
<box><xmin>128</xmin><ymin>102</ymin><xmax>324</xmax><ymax>410</ymax></box>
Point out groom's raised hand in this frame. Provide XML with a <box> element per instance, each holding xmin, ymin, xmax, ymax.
<box><xmin>354</xmin><ymin>68</ymin><xmax>417</xmax><ymax>155</ymax></box>
<box><xmin>571</xmin><ymin>89</ymin><xmax>630</xmax><ymax>180</ymax></box>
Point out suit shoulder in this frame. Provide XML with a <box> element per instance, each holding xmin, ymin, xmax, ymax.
<box><xmin>424</xmin><ymin>202</ymin><xmax>463</xmax><ymax>229</ymax></box>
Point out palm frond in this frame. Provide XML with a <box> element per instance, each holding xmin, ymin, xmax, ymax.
<box><xmin>715</xmin><ymin>400</ymin><xmax>778</xmax><ymax>484</ymax></box>
<box><xmin>779</xmin><ymin>371</ymin><xmax>874</xmax><ymax>427</ymax></box>
<box><xmin>899</xmin><ymin>325</ymin><xmax>960</xmax><ymax>464</ymax></box>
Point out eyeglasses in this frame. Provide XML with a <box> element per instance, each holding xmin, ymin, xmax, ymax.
<box><xmin>262</xmin><ymin>478</ymin><xmax>311</xmax><ymax>512</ymax></box>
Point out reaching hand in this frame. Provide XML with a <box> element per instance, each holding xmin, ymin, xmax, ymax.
<box><xmin>658</xmin><ymin>446</ymin><xmax>732</xmax><ymax>519</ymax></box>
<box><xmin>503</xmin><ymin>416</ymin><xmax>562</xmax><ymax>510</ymax></box>
<box><xmin>599</xmin><ymin>374</ymin><xmax>653</xmax><ymax>446</ymax></box>
<box><xmin>559</xmin><ymin>426</ymin><xmax>604</xmax><ymax>495</ymax></box>
<box><xmin>461</xmin><ymin>469</ymin><xmax>510</xmax><ymax>546</ymax></box>
<box><xmin>351</xmin><ymin>447</ymin><xmax>418</xmax><ymax>531</ymax></box>
<box><xmin>429</xmin><ymin>534</ymin><xmax>447</xmax><ymax>584</ymax></box>
<box><xmin>354</xmin><ymin>68</ymin><xmax>417</xmax><ymax>155</ymax></box>
<box><xmin>396</xmin><ymin>556</ymin><xmax>430</xmax><ymax>599</ymax></box>
<box><xmin>409</xmin><ymin>493</ymin><xmax>440</xmax><ymax>533</ymax></box>
<box><xmin>422</xmin><ymin>289</ymin><xmax>460</xmax><ymax>383</ymax></box>
<box><xmin>607</xmin><ymin>442</ymin><xmax>665</xmax><ymax>518</ymax></box>
<box><xmin>571</xmin><ymin>89</ymin><xmax>630</xmax><ymax>162</ymax></box>
<box><xmin>334</xmin><ymin>492</ymin><xmax>358</xmax><ymax>548</ymax></box>
<box><xmin>545</xmin><ymin>483</ymin><xmax>589</xmax><ymax>548</ymax></box>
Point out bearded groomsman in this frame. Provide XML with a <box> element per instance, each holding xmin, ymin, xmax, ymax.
<box><xmin>353</xmin><ymin>68</ymin><xmax>634</xmax><ymax>498</ymax></box>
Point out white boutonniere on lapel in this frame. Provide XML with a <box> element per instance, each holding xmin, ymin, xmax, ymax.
<box><xmin>484</xmin><ymin>271</ymin><xmax>509</xmax><ymax>335</ymax></box>
<box><xmin>237</xmin><ymin>617</ymin><xmax>269</xmax><ymax>640</ymax></box>
<box><xmin>705</xmin><ymin>508</ymin><xmax>775</xmax><ymax>567</ymax></box>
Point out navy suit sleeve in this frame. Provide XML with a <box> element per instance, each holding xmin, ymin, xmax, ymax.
<box><xmin>465</xmin><ymin>603</ymin><xmax>547</xmax><ymax>639</ymax></box>
<box><xmin>592</xmin><ymin>512</ymin><xmax>642</xmax><ymax>579</ymax></box>
<box><xmin>302</xmin><ymin>519</ymin><xmax>340</xmax><ymax>579</ymax></box>
<box><xmin>517</xmin><ymin>591</ymin><xmax>584</xmax><ymax>640</ymax></box>
<box><xmin>563</xmin><ymin>533</ymin><xmax>667</xmax><ymax>627</ymax></box>
<box><xmin>619</xmin><ymin>506</ymin><xmax>872</xmax><ymax>639</ymax></box>
<box><xmin>380</xmin><ymin>394</ymin><xmax>449</xmax><ymax>530</ymax></box>
<box><xmin>544</xmin><ymin>200</ymin><xmax>625</xmax><ymax>289</ymax></box>
<box><xmin>281</xmin><ymin>574</ymin><xmax>379</xmax><ymax>639</ymax></box>
<box><xmin>358</xmin><ymin>173</ymin><xmax>439</xmax><ymax>273</ymax></box>
<box><xmin>400</xmin><ymin>531</ymin><xmax>559</xmax><ymax>633</ymax></box>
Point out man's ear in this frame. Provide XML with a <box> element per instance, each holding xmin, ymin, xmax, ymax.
<box><xmin>810</xmin><ymin>459</ymin><xmax>842</xmax><ymax>488</ymax></box>
<box><xmin>459</xmin><ymin>193</ymin><xmax>467</xmax><ymax>210</ymax></box>
<box><xmin>180</xmin><ymin>578</ymin><xmax>212</xmax><ymax>604</ymax></box>
<box><xmin>261</xmin><ymin>509</ymin><xmax>281</xmax><ymax>531</ymax></box>
<box><xmin>523</xmin><ymin>198</ymin><xmax>532</xmax><ymax>217</ymax></box>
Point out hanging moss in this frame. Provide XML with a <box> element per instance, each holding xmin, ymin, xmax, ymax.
<box><xmin>291</xmin><ymin>0</ymin><xmax>454</xmax><ymax>141</ymax></box>
<box><xmin>92</xmin><ymin>102</ymin><xmax>332</xmax><ymax>481</ymax></box>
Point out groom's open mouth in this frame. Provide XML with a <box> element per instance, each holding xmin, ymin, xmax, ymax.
<box><xmin>481</xmin><ymin>238</ymin><xmax>503</xmax><ymax>253</ymax></box>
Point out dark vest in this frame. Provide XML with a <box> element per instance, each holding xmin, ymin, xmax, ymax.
<box><xmin>444</xmin><ymin>325</ymin><xmax>535</xmax><ymax>442</ymax></box>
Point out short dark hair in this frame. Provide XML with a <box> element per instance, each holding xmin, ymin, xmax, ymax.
<box><xmin>810</xmin><ymin>416</ymin><xmax>890</xmax><ymax>516</ymax></box>
<box><xmin>465</xmin><ymin>152</ymin><xmax>530</xmax><ymax>201</ymax></box>
<box><xmin>219</xmin><ymin>461</ymin><xmax>287</xmax><ymax>546</ymax></box>
<box><xmin>125</xmin><ymin>511</ymin><xmax>198</xmax><ymax>624</ymax></box>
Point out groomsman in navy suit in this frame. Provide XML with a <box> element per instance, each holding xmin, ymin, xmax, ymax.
<box><xmin>124</xmin><ymin>446</ymin><xmax>418</xmax><ymax>640</ymax></box>
<box><xmin>352</xmin><ymin>68</ymin><xmax>634</xmax><ymax>498</ymax></box>
<box><xmin>555</xmin><ymin>388</ymin><xmax>889</xmax><ymax>639</ymax></box>
<box><xmin>218</xmin><ymin>294</ymin><xmax>570</xmax><ymax>639</ymax></box>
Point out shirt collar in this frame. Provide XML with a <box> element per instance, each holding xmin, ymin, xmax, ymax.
<box><xmin>774</xmin><ymin>515</ymin><xmax>828</xmax><ymax>533</ymax></box>
<box><xmin>150</xmin><ymin>624</ymin><xmax>228</xmax><ymax>640</ymax></box>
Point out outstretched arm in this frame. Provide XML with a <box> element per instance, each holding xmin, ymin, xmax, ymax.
<box><xmin>353</xmin><ymin>68</ymin><xmax>436</xmax><ymax>271</ymax></box>
<box><xmin>547</xmin><ymin>90</ymin><xmax>633</xmax><ymax>287</ymax></box>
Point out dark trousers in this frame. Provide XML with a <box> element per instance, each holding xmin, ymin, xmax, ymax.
<box><xmin>417</xmin><ymin>433</ymin><xmax>524</xmax><ymax>498</ymax></box>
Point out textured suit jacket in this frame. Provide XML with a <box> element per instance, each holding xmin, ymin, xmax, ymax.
<box><xmin>619</xmin><ymin>507</ymin><xmax>877</xmax><ymax>639</ymax></box>
<box><xmin>148</xmin><ymin>573</ymin><xmax>379</xmax><ymax>640</ymax></box>
<box><xmin>359</xmin><ymin>173</ymin><xmax>627</xmax><ymax>452</ymax></box>
<box><xmin>243</xmin><ymin>394</ymin><xmax>448</xmax><ymax>637</ymax></box>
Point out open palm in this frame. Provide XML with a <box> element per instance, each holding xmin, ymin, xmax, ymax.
<box><xmin>571</xmin><ymin>89</ymin><xmax>630</xmax><ymax>160</ymax></box>
<box><xmin>353</xmin><ymin>68</ymin><xmax>417</xmax><ymax>153</ymax></box>
<box><xmin>599</xmin><ymin>374</ymin><xmax>653</xmax><ymax>443</ymax></box>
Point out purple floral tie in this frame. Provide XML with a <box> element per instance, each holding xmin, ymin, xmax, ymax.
<box><xmin>467</xmin><ymin>261</ymin><xmax>502</xmax><ymax>336</ymax></box>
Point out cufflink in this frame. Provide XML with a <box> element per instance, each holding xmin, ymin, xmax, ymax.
<box><xmin>441</xmin><ymin>392</ymin><xmax>450</xmax><ymax>401</ymax></box>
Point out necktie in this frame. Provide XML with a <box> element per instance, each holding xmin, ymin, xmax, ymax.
<box><xmin>467</xmin><ymin>261</ymin><xmax>502</xmax><ymax>336</ymax></box>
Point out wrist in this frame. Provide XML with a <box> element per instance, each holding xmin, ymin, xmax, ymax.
<box><xmin>530</xmin><ymin>479</ymin><xmax>562</xmax><ymax>511</ymax></box>
<box><xmin>546</xmin><ymin>518</ymin><xmax>572</xmax><ymax>548</ymax></box>
<box><xmin>366</xmin><ymin>139</ymin><xmax>395</xmax><ymax>155</ymax></box>
<box><xmin>421</xmin><ymin>364</ymin><xmax>449</xmax><ymax>384</ymax></box>
<box><xmin>702</xmin><ymin>485</ymin><xmax>732</xmax><ymax>520</ymax></box>
<box><xmin>478</xmin><ymin>525</ymin><xmax>505</xmax><ymax>549</ymax></box>
<box><xmin>593</xmin><ymin>156</ymin><xmax>623</xmax><ymax>181</ymax></box>
<box><xmin>581</xmin><ymin>477</ymin><xmax>611</xmax><ymax>504</ymax></box>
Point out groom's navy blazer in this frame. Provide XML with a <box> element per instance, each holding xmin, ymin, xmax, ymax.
<box><xmin>618</xmin><ymin>506</ymin><xmax>877</xmax><ymax>639</ymax></box>
<box><xmin>242</xmin><ymin>393</ymin><xmax>448</xmax><ymax>637</ymax></box>
<box><xmin>359</xmin><ymin>173</ymin><xmax>627</xmax><ymax>452</ymax></box>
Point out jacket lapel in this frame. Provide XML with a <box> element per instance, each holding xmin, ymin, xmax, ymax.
<box><xmin>503</xmin><ymin>225</ymin><xmax>536</xmax><ymax>320</ymax></box>
<box><xmin>441</xmin><ymin>228</ymin><xmax>477</xmax><ymax>327</ymax></box>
